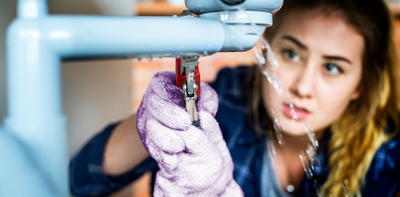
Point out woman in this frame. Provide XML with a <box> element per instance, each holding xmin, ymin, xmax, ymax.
<box><xmin>69</xmin><ymin>0</ymin><xmax>400</xmax><ymax>196</ymax></box>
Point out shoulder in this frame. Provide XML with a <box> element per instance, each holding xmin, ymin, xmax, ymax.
<box><xmin>369</xmin><ymin>130</ymin><xmax>400</xmax><ymax>178</ymax></box>
<box><xmin>363</xmin><ymin>119</ymin><xmax>400</xmax><ymax>196</ymax></box>
<box><xmin>209</xmin><ymin>65</ymin><xmax>254</xmax><ymax>113</ymax></box>
<box><xmin>375</xmin><ymin>115</ymin><xmax>400</xmax><ymax>173</ymax></box>
<box><xmin>209</xmin><ymin>66</ymin><xmax>252</xmax><ymax>92</ymax></box>
<box><xmin>210</xmin><ymin>66</ymin><xmax>257</xmax><ymax>141</ymax></box>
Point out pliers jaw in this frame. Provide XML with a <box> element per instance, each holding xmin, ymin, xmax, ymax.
<box><xmin>176</xmin><ymin>56</ymin><xmax>201</xmax><ymax>127</ymax></box>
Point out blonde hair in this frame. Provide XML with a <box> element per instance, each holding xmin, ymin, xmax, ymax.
<box><xmin>248</xmin><ymin>0</ymin><xmax>400</xmax><ymax>196</ymax></box>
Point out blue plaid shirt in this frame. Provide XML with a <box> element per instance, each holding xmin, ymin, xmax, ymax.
<box><xmin>70</xmin><ymin>66</ymin><xmax>400</xmax><ymax>197</ymax></box>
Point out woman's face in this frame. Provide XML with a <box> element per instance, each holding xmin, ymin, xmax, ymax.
<box><xmin>263</xmin><ymin>9</ymin><xmax>364</xmax><ymax>136</ymax></box>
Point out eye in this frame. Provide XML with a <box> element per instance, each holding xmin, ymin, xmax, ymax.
<box><xmin>323</xmin><ymin>63</ymin><xmax>344</xmax><ymax>75</ymax></box>
<box><xmin>282</xmin><ymin>49</ymin><xmax>300</xmax><ymax>62</ymax></box>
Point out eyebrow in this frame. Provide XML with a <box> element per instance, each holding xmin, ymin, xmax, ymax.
<box><xmin>282</xmin><ymin>36</ymin><xmax>307</xmax><ymax>49</ymax></box>
<box><xmin>282</xmin><ymin>35</ymin><xmax>352</xmax><ymax>65</ymax></box>
<box><xmin>323</xmin><ymin>55</ymin><xmax>352</xmax><ymax>65</ymax></box>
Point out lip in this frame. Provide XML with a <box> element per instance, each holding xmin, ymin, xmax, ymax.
<box><xmin>282</xmin><ymin>103</ymin><xmax>310</xmax><ymax>120</ymax></box>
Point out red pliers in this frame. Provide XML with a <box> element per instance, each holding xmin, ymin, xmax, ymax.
<box><xmin>175</xmin><ymin>56</ymin><xmax>201</xmax><ymax>127</ymax></box>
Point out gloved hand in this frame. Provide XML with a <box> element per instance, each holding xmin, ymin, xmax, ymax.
<box><xmin>136</xmin><ymin>71</ymin><xmax>243</xmax><ymax>197</ymax></box>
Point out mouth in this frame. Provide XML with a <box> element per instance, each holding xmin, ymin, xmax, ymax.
<box><xmin>282</xmin><ymin>103</ymin><xmax>310</xmax><ymax>120</ymax></box>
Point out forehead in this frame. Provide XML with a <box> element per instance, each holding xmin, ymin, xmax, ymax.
<box><xmin>272</xmin><ymin>8</ymin><xmax>364</xmax><ymax>61</ymax></box>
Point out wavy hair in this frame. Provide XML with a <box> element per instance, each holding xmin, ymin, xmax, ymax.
<box><xmin>248</xmin><ymin>0</ymin><xmax>400</xmax><ymax>196</ymax></box>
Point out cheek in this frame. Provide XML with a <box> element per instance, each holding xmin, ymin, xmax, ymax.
<box><xmin>262</xmin><ymin>75</ymin><xmax>284</xmax><ymax>121</ymax></box>
<box><xmin>276</xmin><ymin>66</ymin><xmax>298</xmax><ymax>93</ymax></box>
<box><xmin>261</xmin><ymin>68</ymin><xmax>295</xmax><ymax>116</ymax></box>
<box><xmin>261</xmin><ymin>66</ymin><xmax>301</xmax><ymax>117</ymax></box>
<box><xmin>314</xmin><ymin>81</ymin><xmax>358</xmax><ymax>127</ymax></box>
<box><xmin>318</xmin><ymin>88</ymin><xmax>348</xmax><ymax>113</ymax></box>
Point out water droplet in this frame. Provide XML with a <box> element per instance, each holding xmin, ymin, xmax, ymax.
<box><xmin>267</xmin><ymin>139</ymin><xmax>276</xmax><ymax>155</ymax></box>
<box><xmin>287</xmin><ymin>102</ymin><xmax>298</xmax><ymax>121</ymax></box>
<box><xmin>313</xmin><ymin>179</ymin><xmax>322</xmax><ymax>196</ymax></box>
<box><xmin>305</xmin><ymin>122</ymin><xmax>319</xmax><ymax>148</ymax></box>
<box><xmin>270</xmin><ymin>110</ymin><xmax>284</xmax><ymax>145</ymax></box>
<box><xmin>255</xmin><ymin>38</ymin><xmax>283</xmax><ymax>95</ymax></box>
<box><xmin>172</xmin><ymin>14</ymin><xmax>178</xmax><ymax>17</ymax></box>
<box><xmin>203</xmin><ymin>51</ymin><xmax>208</xmax><ymax>56</ymax></box>
<box><xmin>342</xmin><ymin>181</ymin><xmax>351</xmax><ymax>197</ymax></box>
<box><xmin>137</xmin><ymin>57</ymin><xmax>141</xmax><ymax>62</ymax></box>
<box><xmin>287</xmin><ymin>185</ymin><xmax>294</xmax><ymax>193</ymax></box>
<box><xmin>299</xmin><ymin>152</ymin><xmax>313</xmax><ymax>179</ymax></box>
<box><xmin>147</xmin><ymin>57</ymin><xmax>153</xmax><ymax>62</ymax></box>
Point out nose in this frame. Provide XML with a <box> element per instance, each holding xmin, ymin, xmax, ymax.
<box><xmin>289</xmin><ymin>62</ymin><xmax>315</xmax><ymax>99</ymax></box>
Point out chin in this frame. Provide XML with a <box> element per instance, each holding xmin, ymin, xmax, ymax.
<box><xmin>278</xmin><ymin>116</ymin><xmax>309</xmax><ymax>136</ymax></box>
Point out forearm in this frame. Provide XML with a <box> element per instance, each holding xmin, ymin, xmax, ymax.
<box><xmin>103</xmin><ymin>113</ymin><xmax>150</xmax><ymax>176</ymax></box>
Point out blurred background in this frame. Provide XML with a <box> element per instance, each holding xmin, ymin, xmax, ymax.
<box><xmin>1</xmin><ymin>0</ymin><xmax>400</xmax><ymax>196</ymax></box>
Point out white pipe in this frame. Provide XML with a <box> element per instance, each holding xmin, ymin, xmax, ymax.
<box><xmin>17</xmin><ymin>0</ymin><xmax>48</xmax><ymax>18</ymax></box>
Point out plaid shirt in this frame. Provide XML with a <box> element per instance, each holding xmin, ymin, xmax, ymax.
<box><xmin>70</xmin><ymin>66</ymin><xmax>400</xmax><ymax>197</ymax></box>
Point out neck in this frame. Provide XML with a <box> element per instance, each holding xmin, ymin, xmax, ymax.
<box><xmin>267</xmin><ymin>128</ymin><xmax>327</xmax><ymax>194</ymax></box>
<box><xmin>270</xmin><ymin>128</ymin><xmax>326</xmax><ymax>153</ymax></box>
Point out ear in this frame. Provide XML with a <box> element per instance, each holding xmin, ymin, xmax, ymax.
<box><xmin>350</xmin><ymin>88</ymin><xmax>362</xmax><ymax>100</ymax></box>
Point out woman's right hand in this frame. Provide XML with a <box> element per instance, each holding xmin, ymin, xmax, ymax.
<box><xmin>136</xmin><ymin>71</ymin><xmax>243</xmax><ymax>197</ymax></box>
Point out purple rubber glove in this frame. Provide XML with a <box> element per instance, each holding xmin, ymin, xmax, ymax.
<box><xmin>136</xmin><ymin>71</ymin><xmax>243</xmax><ymax>197</ymax></box>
